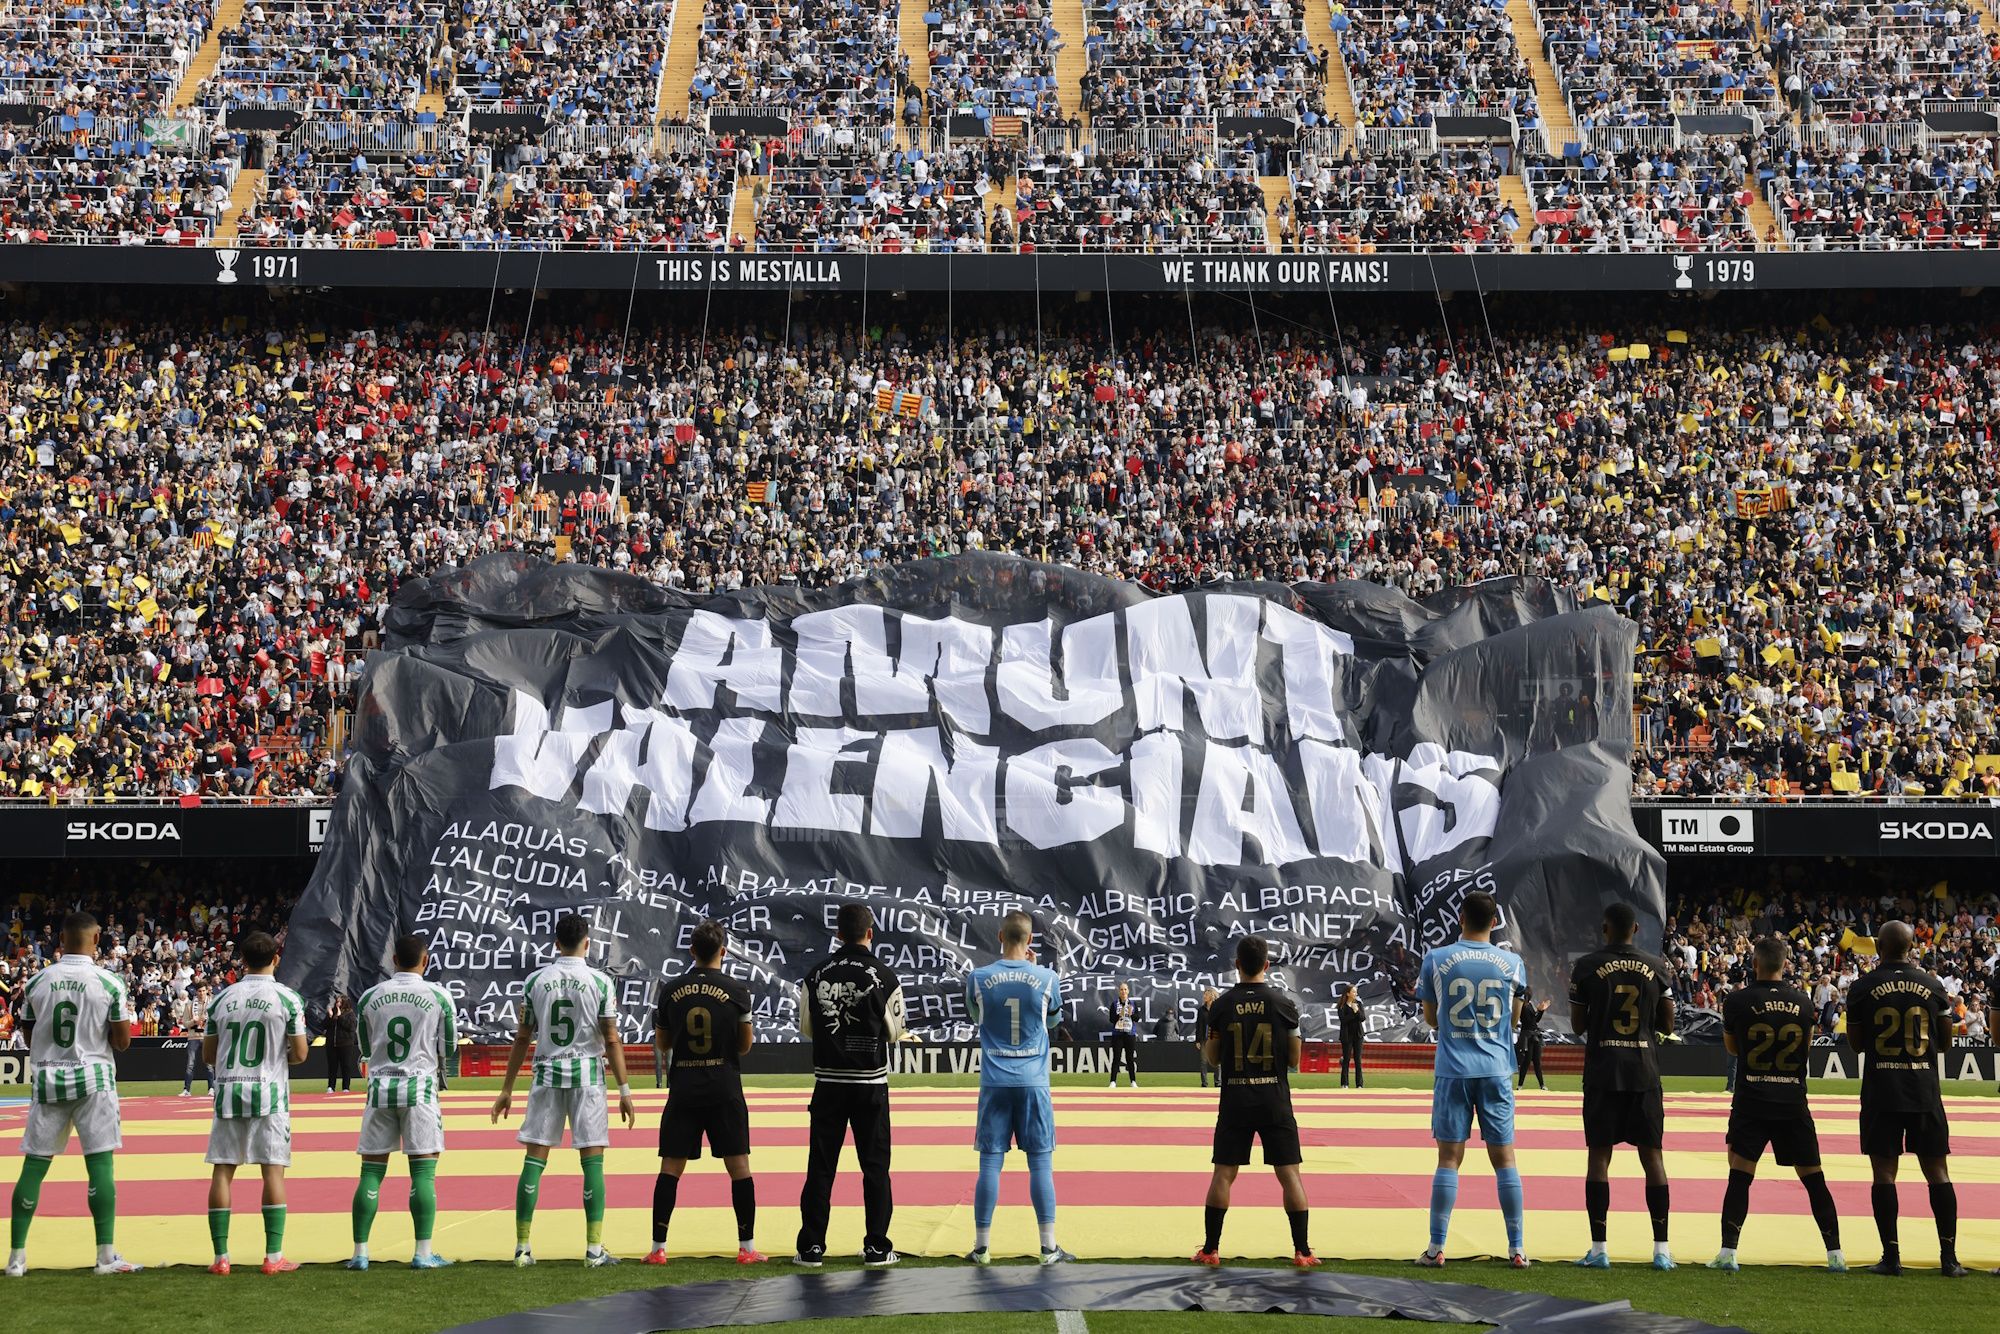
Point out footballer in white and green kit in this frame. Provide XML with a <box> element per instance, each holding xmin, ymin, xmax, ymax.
<box><xmin>202</xmin><ymin>931</ymin><xmax>309</xmax><ymax>1275</ymax></box>
<box><xmin>348</xmin><ymin>933</ymin><xmax>457</xmax><ymax>1269</ymax></box>
<box><xmin>490</xmin><ymin>913</ymin><xmax>636</xmax><ymax>1267</ymax></box>
<box><xmin>7</xmin><ymin>911</ymin><xmax>142</xmax><ymax>1277</ymax></box>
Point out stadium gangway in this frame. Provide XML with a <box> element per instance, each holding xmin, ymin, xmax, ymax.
<box><xmin>1801</xmin><ymin>118</ymin><xmax>1927</xmax><ymax>155</ymax></box>
<box><xmin>1359</xmin><ymin>124</ymin><xmax>1439</xmax><ymax>157</ymax></box>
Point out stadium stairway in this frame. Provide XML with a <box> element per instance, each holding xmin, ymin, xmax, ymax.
<box><xmin>1973</xmin><ymin>0</ymin><xmax>2000</xmax><ymax>35</ymax></box>
<box><xmin>899</xmin><ymin>0</ymin><xmax>933</xmax><ymax>105</ymax></box>
<box><xmin>1506</xmin><ymin>0</ymin><xmax>1576</xmax><ymax>154</ymax></box>
<box><xmin>1258</xmin><ymin>175</ymin><xmax>1288</xmax><ymax>252</ymax></box>
<box><xmin>170</xmin><ymin>0</ymin><xmax>246</xmax><ymax>111</ymax></box>
<box><xmin>1300</xmin><ymin>4</ymin><xmax>1360</xmax><ymax>132</ymax></box>
<box><xmin>1746</xmin><ymin>176</ymin><xmax>1787</xmax><ymax>250</ymax></box>
<box><xmin>214</xmin><ymin>167</ymin><xmax>264</xmax><ymax>243</ymax></box>
<box><xmin>658</xmin><ymin>0</ymin><xmax>705</xmax><ymax>121</ymax></box>
<box><xmin>731</xmin><ymin>175</ymin><xmax>762</xmax><ymax>251</ymax></box>
<box><xmin>1052</xmin><ymin>0</ymin><xmax>1087</xmax><ymax>118</ymax></box>
<box><xmin>986</xmin><ymin>178</ymin><xmax>1014</xmax><ymax>250</ymax></box>
<box><xmin>1497</xmin><ymin>169</ymin><xmax>1533</xmax><ymax>250</ymax></box>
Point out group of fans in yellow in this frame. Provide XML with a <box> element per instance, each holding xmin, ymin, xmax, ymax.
<box><xmin>3</xmin><ymin>897</ymin><xmax>1987</xmax><ymax>1279</ymax></box>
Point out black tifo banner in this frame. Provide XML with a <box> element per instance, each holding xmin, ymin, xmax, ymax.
<box><xmin>5</xmin><ymin>244</ymin><xmax>2000</xmax><ymax>293</ymax></box>
<box><xmin>285</xmin><ymin>554</ymin><xmax>1662</xmax><ymax>1044</ymax></box>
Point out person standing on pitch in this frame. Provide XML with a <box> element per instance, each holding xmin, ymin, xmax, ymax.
<box><xmin>204</xmin><ymin>931</ymin><xmax>310</xmax><ymax>1275</ymax></box>
<box><xmin>326</xmin><ymin>995</ymin><xmax>360</xmax><ymax>1094</ymax></box>
<box><xmin>7</xmin><ymin>911</ymin><xmax>142</xmax><ymax>1278</ymax></box>
<box><xmin>1107</xmin><ymin>981</ymin><xmax>1139</xmax><ymax>1088</ymax></box>
<box><xmin>1415</xmin><ymin>891</ymin><xmax>1528</xmax><ymax>1269</ymax></box>
<box><xmin>490</xmin><ymin>913</ymin><xmax>636</xmax><ymax>1268</ymax></box>
<box><xmin>348</xmin><ymin>934</ymin><xmax>458</xmax><ymax>1271</ymax></box>
<box><xmin>1193</xmin><ymin>936</ymin><xmax>1318</xmax><ymax>1268</ymax></box>
<box><xmin>1570</xmin><ymin>902</ymin><xmax>1675</xmax><ymax>1270</ymax></box>
<box><xmin>179</xmin><ymin>985</ymin><xmax>213</xmax><ymax>1098</ymax></box>
<box><xmin>1337</xmin><ymin>985</ymin><xmax>1365</xmax><ymax>1088</ymax></box>
<box><xmin>1844</xmin><ymin>920</ymin><xmax>1965</xmax><ymax>1277</ymax></box>
<box><xmin>1196</xmin><ymin>988</ymin><xmax>1219</xmax><ymax>1090</ymax></box>
<box><xmin>646</xmin><ymin>920</ymin><xmax>760</xmax><ymax>1266</ymax></box>
<box><xmin>965</xmin><ymin>910</ymin><xmax>1072</xmax><ymax>1265</ymax></box>
<box><xmin>1709</xmin><ymin>937</ymin><xmax>1844</xmax><ymax>1273</ymax></box>
<box><xmin>795</xmin><ymin>903</ymin><xmax>906</xmax><ymax>1268</ymax></box>
<box><xmin>1516</xmin><ymin>990</ymin><xmax>1547</xmax><ymax>1091</ymax></box>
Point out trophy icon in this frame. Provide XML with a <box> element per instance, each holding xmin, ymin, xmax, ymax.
<box><xmin>1672</xmin><ymin>255</ymin><xmax>1693</xmax><ymax>290</ymax></box>
<box><xmin>215</xmin><ymin>249</ymin><xmax>240</xmax><ymax>284</ymax></box>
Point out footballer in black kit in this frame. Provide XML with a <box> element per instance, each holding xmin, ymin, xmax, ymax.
<box><xmin>1710</xmin><ymin>936</ymin><xmax>1844</xmax><ymax>1271</ymax></box>
<box><xmin>1195</xmin><ymin>936</ymin><xmax>1318</xmax><ymax>1268</ymax></box>
<box><xmin>646</xmin><ymin>920</ymin><xmax>763</xmax><ymax>1264</ymax></box>
<box><xmin>1842</xmin><ymin>920</ymin><xmax>1965</xmax><ymax>1277</ymax></box>
<box><xmin>1568</xmin><ymin>902</ymin><xmax>1676</xmax><ymax>1268</ymax></box>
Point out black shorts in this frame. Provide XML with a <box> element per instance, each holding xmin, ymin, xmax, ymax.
<box><xmin>1582</xmin><ymin>1086</ymin><xmax>1664</xmax><ymax>1149</ymax></box>
<box><xmin>1213</xmin><ymin>1105</ymin><xmax>1302</xmax><ymax>1167</ymax></box>
<box><xmin>1726</xmin><ymin>1105</ymin><xmax>1822</xmax><ymax>1167</ymax></box>
<box><xmin>1858</xmin><ymin>1103</ymin><xmax>1950</xmax><ymax>1160</ymax></box>
<box><xmin>660</xmin><ymin>1094</ymin><xmax>751</xmax><ymax>1159</ymax></box>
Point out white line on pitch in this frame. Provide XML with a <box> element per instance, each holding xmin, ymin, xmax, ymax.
<box><xmin>1054</xmin><ymin>1310</ymin><xmax>1090</xmax><ymax>1334</ymax></box>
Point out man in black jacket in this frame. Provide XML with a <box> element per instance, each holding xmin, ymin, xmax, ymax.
<box><xmin>794</xmin><ymin>903</ymin><xmax>907</xmax><ymax>1268</ymax></box>
<box><xmin>1337</xmin><ymin>985</ymin><xmax>1366</xmax><ymax>1087</ymax></box>
<box><xmin>325</xmin><ymin>994</ymin><xmax>360</xmax><ymax>1093</ymax></box>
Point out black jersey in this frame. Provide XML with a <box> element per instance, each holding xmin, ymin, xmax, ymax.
<box><xmin>1722</xmin><ymin>980</ymin><xmax>1812</xmax><ymax>1110</ymax></box>
<box><xmin>655</xmin><ymin>966</ymin><xmax>752</xmax><ymax>1101</ymax></box>
<box><xmin>1846</xmin><ymin>961</ymin><xmax>1951</xmax><ymax>1115</ymax></box>
<box><xmin>1568</xmin><ymin>945</ymin><xmax>1669</xmax><ymax>1091</ymax></box>
<box><xmin>1208</xmin><ymin>981</ymin><xmax>1300</xmax><ymax>1113</ymax></box>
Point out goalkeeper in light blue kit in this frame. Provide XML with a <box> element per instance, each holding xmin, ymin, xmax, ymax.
<box><xmin>1415</xmin><ymin>890</ymin><xmax>1529</xmax><ymax>1268</ymax></box>
<box><xmin>964</xmin><ymin>909</ymin><xmax>1073</xmax><ymax>1265</ymax></box>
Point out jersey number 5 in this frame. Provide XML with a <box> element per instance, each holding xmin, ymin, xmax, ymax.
<box><xmin>548</xmin><ymin>998</ymin><xmax>576</xmax><ymax>1047</ymax></box>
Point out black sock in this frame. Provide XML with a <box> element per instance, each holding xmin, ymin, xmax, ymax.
<box><xmin>1645</xmin><ymin>1181</ymin><xmax>1670</xmax><ymax>1244</ymax></box>
<box><xmin>1803</xmin><ymin>1173</ymin><xmax>1841</xmax><ymax>1251</ymax></box>
<box><xmin>1928</xmin><ymin>1182</ymin><xmax>1957</xmax><ymax>1262</ymax></box>
<box><xmin>1585</xmin><ymin>1178</ymin><xmax>1610</xmax><ymax>1244</ymax></box>
<box><xmin>1203</xmin><ymin>1205</ymin><xmax>1226</xmax><ymax>1253</ymax></box>
<box><xmin>1870</xmin><ymin>1182</ymin><xmax>1899</xmax><ymax>1260</ymax></box>
<box><xmin>1720</xmin><ymin>1170</ymin><xmax>1752</xmax><ymax>1250</ymax></box>
<box><xmin>732</xmin><ymin>1176</ymin><xmax>757</xmax><ymax>1245</ymax></box>
<box><xmin>651</xmin><ymin>1172</ymin><xmax>679</xmax><ymax>1246</ymax></box>
<box><xmin>1287</xmin><ymin>1209</ymin><xmax>1310</xmax><ymax>1256</ymax></box>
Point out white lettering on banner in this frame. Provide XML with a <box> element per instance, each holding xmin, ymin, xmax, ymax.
<box><xmin>482</xmin><ymin>595</ymin><xmax>1503</xmax><ymax>873</ymax></box>
<box><xmin>66</xmin><ymin>820</ymin><xmax>182</xmax><ymax>842</ymax></box>
<box><xmin>1878</xmin><ymin>819</ymin><xmax>1992</xmax><ymax>842</ymax></box>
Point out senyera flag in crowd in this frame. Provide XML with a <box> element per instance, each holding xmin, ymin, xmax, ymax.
<box><xmin>282</xmin><ymin>554</ymin><xmax>1662</xmax><ymax>1044</ymax></box>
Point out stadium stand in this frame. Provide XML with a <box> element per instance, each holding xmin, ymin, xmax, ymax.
<box><xmin>755</xmin><ymin>140</ymin><xmax>997</xmax><ymax>251</ymax></box>
<box><xmin>923</xmin><ymin>0</ymin><xmax>1067</xmax><ymax>125</ymax></box>
<box><xmin>3</xmin><ymin>296</ymin><xmax>2000</xmax><ymax>802</ymax></box>
<box><xmin>689</xmin><ymin>0</ymin><xmax>910</xmax><ymax>128</ymax></box>
<box><xmin>448</xmin><ymin>0</ymin><xmax>669</xmax><ymax>122</ymax></box>
<box><xmin>1080</xmin><ymin>0</ymin><xmax>1325</xmax><ymax>125</ymax></box>
<box><xmin>1764</xmin><ymin>135</ymin><xmax>2000</xmax><ymax>249</ymax></box>
<box><xmin>1331</xmin><ymin>0</ymin><xmax>1541</xmax><ymax>132</ymax></box>
<box><xmin>1523</xmin><ymin>136</ymin><xmax>1759</xmax><ymax>249</ymax></box>
<box><xmin>0</xmin><ymin>0</ymin><xmax>219</xmax><ymax>117</ymax></box>
<box><xmin>1286</xmin><ymin>143</ymin><xmax>1518</xmax><ymax>250</ymax></box>
<box><xmin>0</xmin><ymin>129</ymin><xmax>237</xmax><ymax>243</ymax></box>
<box><xmin>1771</xmin><ymin>0</ymin><xmax>2000</xmax><ymax>125</ymax></box>
<box><xmin>197</xmin><ymin>0</ymin><xmax>442</xmax><ymax>114</ymax></box>
<box><xmin>1011</xmin><ymin>134</ymin><xmax>1270</xmax><ymax>251</ymax></box>
<box><xmin>1538</xmin><ymin>0</ymin><xmax>1779</xmax><ymax>135</ymax></box>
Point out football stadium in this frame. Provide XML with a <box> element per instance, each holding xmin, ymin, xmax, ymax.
<box><xmin>2</xmin><ymin>3</ymin><xmax>2000</xmax><ymax>1333</ymax></box>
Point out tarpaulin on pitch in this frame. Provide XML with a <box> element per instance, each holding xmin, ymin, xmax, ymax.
<box><xmin>283</xmin><ymin>553</ymin><xmax>1661</xmax><ymax>1042</ymax></box>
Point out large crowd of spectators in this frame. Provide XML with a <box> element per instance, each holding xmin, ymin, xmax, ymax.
<box><xmin>0</xmin><ymin>0</ymin><xmax>216</xmax><ymax>118</ymax></box>
<box><xmin>1765</xmin><ymin>136</ymin><xmax>2000</xmax><ymax>251</ymax></box>
<box><xmin>198</xmin><ymin>0</ymin><xmax>441</xmax><ymax>114</ymax></box>
<box><xmin>1771</xmin><ymin>0</ymin><xmax>2000</xmax><ymax>125</ymax></box>
<box><xmin>691</xmin><ymin>0</ymin><xmax>911</xmax><ymax>128</ymax></box>
<box><xmin>1009</xmin><ymin>138</ymin><xmax>1270</xmax><ymax>251</ymax></box>
<box><xmin>756</xmin><ymin>140</ymin><xmax>995</xmax><ymax>251</ymax></box>
<box><xmin>0</xmin><ymin>132</ymin><xmax>237</xmax><ymax>244</ymax></box>
<box><xmin>0</xmin><ymin>862</ymin><xmax>302</xmax><ymax>1043</ymax></box>
<box><xmin>1666</xmin><ymin>872</ymin><xmax>1997</xmax><ymax>1040</ymax></box>
<box><xmin>1540</xmin><ymin>0</ymin><xmax>1777</xmax><ymax>132</ymax></box>
<box><xmin>1524</xmin><ymin>137</ymin><xmax>1759</xmax><ymax>250</ymax></box>
<box><xmin>925</xmin><ymin>0</ymin><xmax>1066</xmax><ymax>124</ymax></box>
<box><xmin>1082</xmin><ymin>0</ymin><xmax>1324</xmax><ymax>124</ymax></box>
<box><xmin>1333</xmin><ymin>0</ymin><xmax>1539</xmax><ymax>130</ymax></box>
<box><xmin>3</xmin><ymin>293</ymin><xmax>2000</xmax><ymax>801</ymax></box>
<box><xmin>449</xmin><ymin>0</ymin><xmax>668</xmax><ymax>122</ymax></box>
<box><xmin>1285</xmin><ymin>144</ymin><xmax>1516</xmax><ymax>250</ymax></box>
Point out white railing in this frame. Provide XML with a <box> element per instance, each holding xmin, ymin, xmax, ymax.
<box><xmin>1359</xmin><ymin>124</ymin><xmax>1437</xmax><ymax>156</ymax></box>
<box><xmin>1585</xmin><ymin>122</ymin><xmax>1681</xmax><ymax>154</ymax></box>
<box><xmin>1802</xmin><ymin>119</ymin><xmax>1925</xmax><ymax>155</ymax></box>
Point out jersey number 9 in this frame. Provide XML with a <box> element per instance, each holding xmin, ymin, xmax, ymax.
<box><xmin>686</xmin><ymin>1007</ymin><xmax>714</xmax><ymax>1056</ymax></box>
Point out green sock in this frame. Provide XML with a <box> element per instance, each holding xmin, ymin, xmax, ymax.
<box><xmin>581</xmin><ymin>1155</ymin><xmax>606</xmax><ymax>1248</ymax></box>
<box><xmin>516</xmin><ymin>1157</ymin><xmax>546</xmax><ymax>1245</ymax></box>
<box><xmin>10</xmin><ymin>1155</ymin><xmax>52</xmax><ymax>1249</ymax></box>
<box><xmin>82</xmin><ymin>1151</ymin><xmax>116</xmax><ymax>1248</ymax></box>
<box><xmin>410</xmin><ymin>1159</ymin><xmax>438</xmax><ymax>1243</ymax></box>
<box><xmin>207</xmin><ymin>1207</ymin><xmax>231</xmax><ymax>1259</ymax></box>
<box><xmin>262</xmin><ymin>1204</ymin><xmax>287</xmax><ymax>1258</ymax></box>
<box><xmin>353</xmin><ymin>1160</ymin><xmax>388</xmax><ymax>1245</ymax></box>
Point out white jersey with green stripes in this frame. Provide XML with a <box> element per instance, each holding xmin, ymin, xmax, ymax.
<box><xmin>206</xmin><ymin>973</ymin><xmax>306</xmax><ymax>1118</ymax></box>
<box><xmin>358</xmin><ymin>972</ymin><xmax>457</xmax><ymax>1107</ymax></box>
<box><xmin>522</xmin><ymin>955</ymin><xmax>615</xmax><ymax>1088</ymax></box>
<box><xmin>20</xmin><ymin>953</ymin><xmax>132</xmax><ymax>1104</ymax></box>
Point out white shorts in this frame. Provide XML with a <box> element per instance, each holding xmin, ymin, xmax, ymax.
<box><xmin>206</xmin><ymin>1113</ymin><xmax>293</xmax><ymax>1166</ymax></box>
<box><xmin>519</xmin><ymin>1085</ymin><xmax>608</xmax><ymax>1149</ymax></box>
<box><xmin>358</xmin><ymin>1103</ymin><xmax>446</xmax><ymax>1157</ymax></box>
<box><xmin>21</xmin><ymin>1091</ymin><xmax>122</xmax><ymax>1157</ymax></box>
